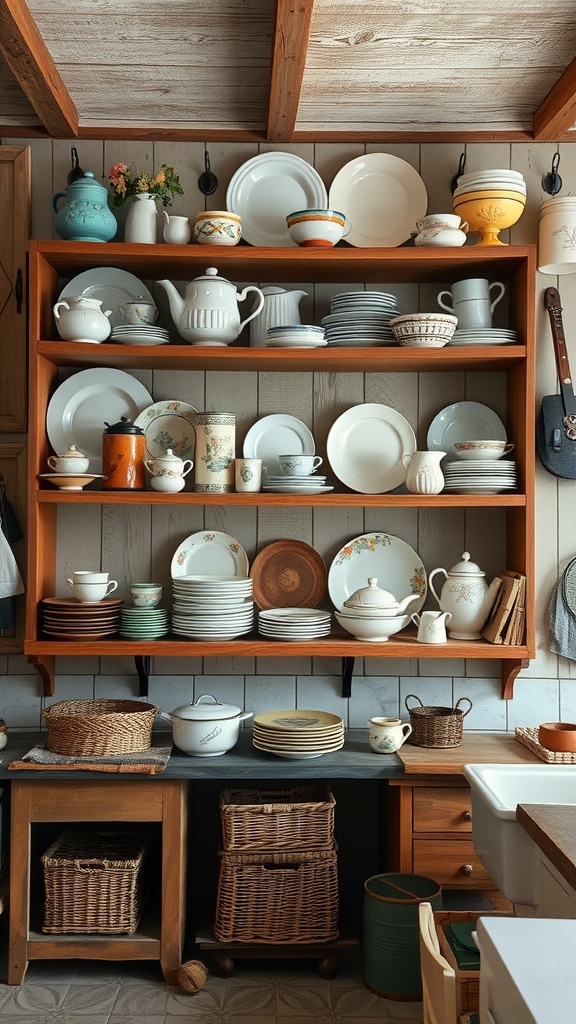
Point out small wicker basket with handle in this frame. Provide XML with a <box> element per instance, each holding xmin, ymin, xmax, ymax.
<box><xmin>405</xmin><ymin>694</ymin><xmax>472</xmax><ymax>748</ymax></box>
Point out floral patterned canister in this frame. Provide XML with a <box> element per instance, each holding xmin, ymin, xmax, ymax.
<box><xmin>194</xmin><ymin>412</ymin><xmax>236</xmax><ymax>492</ymax></box>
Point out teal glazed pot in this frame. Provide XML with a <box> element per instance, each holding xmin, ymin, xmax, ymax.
<box><xmin>52</xmin><ymin>171</ymin><xmax>117</xmax><ymax>243</ymax></box>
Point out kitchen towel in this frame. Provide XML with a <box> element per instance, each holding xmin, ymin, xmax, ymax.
<box><xmin>547</xmin><ymin>575</ymin><xmax>576</xmax><ymax>661</ymax></box>
<box><xmin>9</xmin><ymin>744</ymin><xmax>172</xmax><ymax>774</ymax></box>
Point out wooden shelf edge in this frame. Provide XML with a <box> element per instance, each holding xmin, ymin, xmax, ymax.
<box><xmin>35</xmin><ymin>489</ymin><xmax>527</xmax><ymax>507</ymax></box>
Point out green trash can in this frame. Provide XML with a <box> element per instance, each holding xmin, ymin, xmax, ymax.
<box><xmin>363</xmin><ymin>872</ymin><xmax>442</xmax><ymax>1000</ymax></box>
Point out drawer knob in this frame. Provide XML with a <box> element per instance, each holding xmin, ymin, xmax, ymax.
<box><xmin>463</xmin><ymin>811</ymin><xmax>472</xmax><ymax>821</ymax></box>
<box><xmin>462</xmin><ymin>863</ymin><xmax>474</xmax><ymax>876</ymax></box>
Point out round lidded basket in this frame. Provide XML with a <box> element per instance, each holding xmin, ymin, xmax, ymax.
<box><xmin>404</xmin><ymin>694</ymin><xmax>472</xmax><ymax>748</ymax></box>
<box><xmin>43</xmin><ymin>699</ymin><xmax>158</xmax><ymax>756</ymax></box>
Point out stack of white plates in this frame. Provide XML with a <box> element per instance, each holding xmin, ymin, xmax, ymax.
<box><xmin>321</xmin><ymin>290</ymin><xmax>401</xmax><ymax>346</ymax></box>
<box><xmin>119</xmin><ymin>607</ymin><xmax>170</xmax><ymax>638</ymax></box>
<box><xmin>262</xmin><ymin>473</ymin><xmax>333</xmax><ymax>495</ymax></box>
<box><xmin>258</xmin><ymin>607</ymin><xmax>332</xmax><ymax>640</ymax></box>
<box><xmin>171</xmin><ymin>575</ymin><xmax>254</xmax><ymax>640</ymax></box>
<box><xmin>454</xmin><ymin>168</ymin><xmax>527</xmax><ymax>198</ymax></box>
<box><xmin>252</xmin><ymin>709</ymin><xmax>345</xmax><ymax>759</ymax></box>
<box><xmin>110</xmin><ymin>325</ymin><xmax>170</xmax><ymax>346</ymax></box>
<box><xmin>443</xmin><ymin>459</ymin><xmax>517</xmax><ymax>494</ymax></box>
<box><xmin>266</xmin><ymin>324</ymin><xmax>327</xmax><ymax>348</ymax></box>
<box><xmin>451</xmin><ymin>328</ymin><xmax>518</xmax><ymax>347</ymax></box>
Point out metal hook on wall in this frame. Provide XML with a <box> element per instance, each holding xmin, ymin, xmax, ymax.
<box><xmin>450</xmin><ymin>152</ymin><xmax>467</xmax><ymax>194</ymax></box>
<box><xmin>198</xmin><ymin>150</ymin><xmax>218</xmax><ymax>196</ymax></box>
<box><xmin>542</xmin><ymin>151</ymin><xmax>562</xmax><ymax>196</ymax></box>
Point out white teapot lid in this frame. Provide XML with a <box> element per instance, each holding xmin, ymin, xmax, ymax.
<box><xmin>58</xmin><ymin>444</ymin><xmax>88</xmax><ymax>460</ymax></box>
<box><xmin>344</xmin><ymin>577</ymin><xmax>400</xmax><ymax>610</ymax></box>
<box><xmin>153</xmin><ymin>448</ymin><xmax>182</xmax><ymax>464</ymax></box>
<box><xmin>448</xmin><ymin>551</ymin><xmax>485</xmax><ymax>577</ymax></box>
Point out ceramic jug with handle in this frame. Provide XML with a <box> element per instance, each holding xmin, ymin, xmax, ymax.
<box><xmin>53</xmin><ymin>295</ymin><xmax>112</xmax><ymax>343</ymax></box>
<box><xmin>249</xmin><ymin>285</ymin><xmax>308</xmax><ymax>347</ymax></box>
<box><xmin>428</xmin><ymin>551</ymin><xmax>493</xmax><ymax>639</ymax></box>
<box><xmin>52</xmin><ymin>171</ymin><xmax>117</xmax><ymax>243</ymax></box>
<box><xmin>157</xmin><ymin>267</ymin><xmax>265</xmax><ymax>346</ymax></box>
<box><xmin>401</xmin><ymin>450</ymin><xmax>446</xmax><ymax>494</ymax></box>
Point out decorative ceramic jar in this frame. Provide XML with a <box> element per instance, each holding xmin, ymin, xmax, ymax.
<box><xmin>52</xmin><ymin>171</ymin><xmax>117</xmax><ymax>243</ymax></box>
<box><xmin>53</xmin><ymin>295</ymin><xmax>112</xmax><ymax>343</ymax></box>
<box><xmin>538</xmin><ymin>196</ymin><xmax>576</xmax><ymax>274</ymax></box>
<box><xmin>102</xmin><ymin>417</ymin><xmax>146</xmax><ymax>490</ymax></box>
<box><xmin>193</xmin><ymin>211</ymin><xmax>242</xmax><ymax>246</ymax></box>
<box><xmin>193</xmin><ymin>412</ymin><xmax>235</xmax><ymax>493</ymax></box>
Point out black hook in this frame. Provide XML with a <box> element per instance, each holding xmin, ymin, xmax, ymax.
<box><xmin>450</xmin><ymin>152</ymin><xmax>467</xmax><ymax>194</ymax></box>
<box><xmin>198</xmin><ymin>149</ymin><xmax>218</xmax><ymax>196</ymax></box>
<box><xmin>67</xmin><ymin>146</ymin><xmax>84</xmax><ymax>184</ymax></box>
<box><xmin>542</xmin><ymin>151</ymin><xmax>562</xmax><ymax>196</ymax></box>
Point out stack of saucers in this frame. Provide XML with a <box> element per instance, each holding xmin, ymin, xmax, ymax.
<box><xmin>258</xmin><ymin>607</ymin><xmax>332</xmax><ymax>640</ymax></box>
<box><xmin>262</xmin><ymin>472</ymin><xmax>333</xmax><ymax>495</ymax></box>
<box><xmin>119</xmin><ymin>606</ymin><xmax>170</xmax><ymax>639</ymax></box>
<box><xmin>171</xmin><ymin>574</ymin><xmax>253</xmax><ymax>640</ymax></box>
<box><xmin>110</xmin><ymin>324</ymin><xmax>170</xmax><ymax>346</ymax></box>
<box><xmin>40</xmin><ymin>596</ymin><xmax>122</xmax><ymax>639</ymax></box>
<box><xmin>266</xmin><ymin>324</ymin><xmax>327</xmax><ymax>348</ymax></box>
<box><xmin>451</xmin><ymin>327</ymin><xmax>517</xmax><ymax>347</ymax></box>
<box><xmin>443</xmin><ymin>460</ymin><xmax>517</xmax><ymax>494</ymax></box>
<box><xmin>321</xmin><ymin>290</ymin><xmax>401</xmax><ymax>346</ymax></box>
<box><xmin>252</xmin><ymin>709</ymin><xmax>345</xmax><ymax>760</ymax></box>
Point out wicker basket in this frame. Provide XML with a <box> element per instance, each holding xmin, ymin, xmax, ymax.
<box><xmin>214</xmin><ymin>844</ymin><xmax>339</xmax><ymax>944</ymax></box>
<box><xmin>43</xmin><ymin>699</ymin><xmax>158</xmax><ymax>756</ymax></box>
<box><xmin>405</xmin><ymin>694</ymin><xmax>473</xmax><ymax>748</ymax></box>
<box><xmin>41</xmin><ymin>829</ymin><xmax>150</xmax><ymax>934</ymax></box>
<box><xmin>219</xmin><ymin>785</ymin><xmax>335</xmax><ymax>852</ymax></box>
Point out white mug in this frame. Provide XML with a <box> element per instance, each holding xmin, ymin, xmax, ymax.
<box><xmin>437</xmin><ymin>278</ymin><xmax>505</xmax><ymax>329</ymax></box>
<box><xmin>368</xmin><ymin>716</ymin><xmax>413</xmax><ymax>753</ymax></box>
<box><xmin>411</xmin><ymin>610</ymin><xmax>452</xmax><ymax>644</ymax></box>
<box><xmin>235</xmin><ymin>458</ymin><xmax>262</xmax><ymax>492</ymax></box>
<box><xmin>278</xmin><ymin>454</ymin><xmax>323</xmax><ymax>477</ymax></box>
<box><xmin>72</xmin><ymin>570</ymin><xmax>109</xmax><ymax>584</ymax></box>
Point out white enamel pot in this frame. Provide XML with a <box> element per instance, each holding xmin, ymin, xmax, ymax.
<box><xmin>159</xmin><ymin>693</ymin><xmax>252</xmax><ymax>756</ymax></box>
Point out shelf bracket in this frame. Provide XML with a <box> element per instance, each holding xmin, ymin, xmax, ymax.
<box><xmin>28</xmin><ymin>655</ymin><xmax>55</xmax><ymax>697</ymax></box>
<box><xmin>501</xmin><ymin>658</ymin><xmax>529</xmax><ymax>700</ymax></box>
<box><xmin>341</xmin><ymin>657</ymin><xmax>355</xmax><ymax>699</ymax></box>
<box><xmin>134</xmin><ymin>655</ymin><xmax>150</xmax><ymax>698</ymax></box>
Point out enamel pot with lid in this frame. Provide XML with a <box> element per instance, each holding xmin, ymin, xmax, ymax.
<box><xmin>159</xmin><ymin>694</ymin><xmax>252</xmax><ymax>756</ymax></box>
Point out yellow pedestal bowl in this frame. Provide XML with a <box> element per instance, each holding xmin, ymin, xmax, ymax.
<box><xmin>453</xmin><ymin>189</ymin><xmax>526</xmax><ymax>246</ymax></box>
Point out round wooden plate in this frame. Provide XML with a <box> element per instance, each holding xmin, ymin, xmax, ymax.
<box><xmin>250</xmin><ymin>540</ymin><xmax>327</xmax><ymax>609</ymax></box>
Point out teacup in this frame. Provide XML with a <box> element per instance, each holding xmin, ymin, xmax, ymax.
<box><xmin>117</xmin><ymin>301</ymin><xmax>158</xmax><ymax>325</ymax></box>
<box><xmin>453</xmin><ymin>440</ymin><xmax>514</xmax><ymax>461</ymax></box>
<box><xmin>67</xmin><ymin>579</ymin><xmax>118</xmax><ymax>604</ymax></box>
<box><xmin>72</xmin><ymin>570</ymin><xmax>109</xmax><ymax>584</ymax></box>
<box><xmin>278</xmin><ymin>454</ymin><xmax>323</xmax><ymax>477</ymax></box>
<box><xmin>47</xmin><ymin>452</ymin><xmax>90</xmax><ymax>474</ymax></box>
<box><xmin>368</xmin><ymin>717</ymin><xmax>413</xmax><ymax>754</ymax></box>
<box><xmin>416</xmin><ymin>214</ymin><xmax>468</xmax><ymax>232</ymax></box>
<box><xmin>131</xmin><ymin>583</ymin><xmax>163</xmax><ymax>608</ymax></box>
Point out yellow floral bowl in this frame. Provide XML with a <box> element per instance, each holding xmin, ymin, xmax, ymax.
<box><xmin>452</xmin><ymin>190</ymin><xmax>526</xmax><ymax>246</ymax></box>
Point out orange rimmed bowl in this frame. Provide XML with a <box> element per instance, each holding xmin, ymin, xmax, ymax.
<box><xmin>453</xmin><ymin>190</ymin><xmax>526</xmax><ymax>246</ymax></box>
<box><xmin>538</xmin><ymin>722</ymin><xmax>576</xmax><ymax>753</ymax></box>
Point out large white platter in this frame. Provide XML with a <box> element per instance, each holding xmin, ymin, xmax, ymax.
<box><xmin>58</xmin><ymin>268</ymin><xmax>154</xmax><ymax>329</ymax></box>
<box><xmin>327</xmin><ymin>403</ymin><xmax>416</xmax><ymax>493</ymax></box>
<box><xmin>46</xmin><ymin>367</ymin><xmax>153</xmax><ymax>472</ymax></box>
<box><xmin>226</xmin><ymin>152</ymin><xmax>328</xmax><ymax>247</ymax></box>
<box><xmin>171</xmin><ymin>531</ymin><xmax>249</xmax><ymax>579</ymax></box>
<box><xmin>328</xmin><ymin>532</ymin><xmax>427</xmax><ymax>613</ymax></box>
<box><xmin>328</xmin><ymin>153</ymin><xmax>428</xmax><ymax>247</ymax></box>
<box><xmin>243</xmin><ymin>414</ymin><xmax>315</xmax><ymax>475</ymax></box>
<box><xmin>427</xmin><ymin>401</ymin><xmax>507</xmax><ymax>459</ymax></box>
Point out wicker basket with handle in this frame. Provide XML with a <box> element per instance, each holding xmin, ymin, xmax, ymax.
<box><xmin>43</xmin><ymin>699</ymin><xmax>158</xmax><ymax>756</ymax></box>
<box><xmin>405</xmin><ymin>694</ymin><xmax>473</xmax><ymax>748</ymax></box>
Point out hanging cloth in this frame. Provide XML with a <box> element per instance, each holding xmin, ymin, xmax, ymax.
<box><xmin>0</xmin><ymin>475</ymin><xmax>24</xmax><ymax>632</ymax></box>
<box><xmin>547</xmin><ymin>575</ymin><xmax>576</xmax><ymax>662</ymax></box>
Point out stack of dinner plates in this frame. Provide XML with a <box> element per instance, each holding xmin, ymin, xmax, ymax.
<box><xmin>252</xmin><ymin>709</ymin><xmax>345</xmax><ymax>760</ymax></box>
<box><xmin>321</xmin><ymin>290</ymin><xmax>401</xmax><ymax>346</ymax></box>
<box><xmin>40</xmin><ymin>596</ymin><xmax>123</xmax><ymax>639</ymax></box>
<box><xmin>119</xmin><ymin>606</ymin><xmax>170</xmax><ymax>639</ymax></box>
<box><xmin>110</xmin><ymin>325</ymin><xmax>170</xmax><ymax>346</ymax></box>
<box><xmin>266</xmin><ymin>325</ymin><xmax>327</xmax><ymax>348</ymax></box>
<box><xmin>258</xmin><ymin>607</ymin><xmax>332</xmax><ymax>640</ymax></box>
<box><xmin>443</xmin><ymin>459</ymin><xmax>517</xmax><ymax>494</ymax></box>
<box><xmin>171</xmin><ymin>574</ymin><xmax>254</xmax><ymax>640</ymax></box>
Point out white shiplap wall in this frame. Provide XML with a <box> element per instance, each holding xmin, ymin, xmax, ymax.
<box><xmin>1</xmin><ymin>135</ymin><xmax>575</xmax><ymax>734</ymax></box>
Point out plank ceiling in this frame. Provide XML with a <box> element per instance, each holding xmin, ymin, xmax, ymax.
<box><xmin>1</xmin><ymin>0</ymin><xmax>576</xmax><ymax>142</ymax></box>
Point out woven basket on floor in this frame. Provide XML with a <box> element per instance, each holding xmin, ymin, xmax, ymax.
<box><xmin>43</xmin><ymin>699</ymin><xmax>158</xmax><ymax>756</ymax></box>
<box><xmin>42</xmin><ymin>829</ymin><xmax>150</xmax><ymax>934</ymax></box>
<box><xmin>405</xmin><ymin>694</ymin><xmax>473</xmax><ymax>748</ymax></box>
<box><xmin>219</xmin><ymin>785</ymin><xmax>335</xmax><ymax>851</ymax></box>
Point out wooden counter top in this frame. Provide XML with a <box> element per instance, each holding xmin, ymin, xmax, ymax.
<box><xmin>396</xmin><ymin>732</ymin><xmax>540</xmax><ymax>774</ymax></box>
<box><xmin>517</xmin><ymin>803</ymin><xmax>576</xmax><ymax>892</ymax></box>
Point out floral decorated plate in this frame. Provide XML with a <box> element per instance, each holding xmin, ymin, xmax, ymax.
<box><xmin>135</xmin><ymin>400</ymin><xmax>198</xmax><ymax>460</ymax></box>
<box><xmin>171</xmin><ymin>531</ymin><xmax>249</xmax><ymax>579</ymax></box>
<box><xmin>328</xmin><ymin>532</ymin><xmax>427</xmax><ymax>613</ymax></box>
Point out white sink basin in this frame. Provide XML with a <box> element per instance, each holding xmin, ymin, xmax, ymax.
<box><xmin>463</xmin><ymin>763</ymin><xmax>576</xmax><ymax>905</ymax></box>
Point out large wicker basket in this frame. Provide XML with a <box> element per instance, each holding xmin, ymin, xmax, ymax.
<box><xmin>43</xmin><ymin>699</ymin><xmax>158</xmax><ymax>756</ymax></box>
<box><xmin>219</xmin><ymin>785</ymin><xmax>335</xmax><ymax>852</ymax></box>
<box><xmin>42</xmin><ymin>829</ymin><xmax>150</xmax><ymax>934</ymax></box>
<box><xmin>214</xmin><ymin>845</ymin><xmax>339</xmax><ymax>944</ymax></box>
<box><xmin>405</xmin><ymin>694</ymin><xmax>473</xmax><ymax>748</ymax></box>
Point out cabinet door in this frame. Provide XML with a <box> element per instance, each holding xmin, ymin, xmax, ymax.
<box><xmin>0</xmin><ymin>146</ymin><xmax>30</xmax><ymax>431</ymax></box>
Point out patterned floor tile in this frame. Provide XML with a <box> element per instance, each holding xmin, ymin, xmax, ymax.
<box><xmin>60</xmin><ymin>984</ymin><xmax>119</xmax><ymax>1015</ymax></box>
<box><xmin>0</xmin><ymin>984</ymin><xmax>69</xmax><ymax>1014</ymax></box>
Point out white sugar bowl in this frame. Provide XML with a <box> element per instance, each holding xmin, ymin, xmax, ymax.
<box><xmin>47</xmin><ymin>444</ymin><xmax>90</xmax><ymax>474</ymax></box>
<box><xmin>145</xmin><ymin>448</ymin><xmax>193</xmax><ymax>493</ymax></box>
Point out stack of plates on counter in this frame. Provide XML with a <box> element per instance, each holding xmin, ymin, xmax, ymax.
<box><xmin>40</xmin><ymin>596</ymin><xmax>122</xmax><ymax>639</ymax></box>
<box><xmin>442</xmin><ymin>460</ymin><xmax>517</xmax><ymax>494</ymax></box>
<box><xmin>171</xmin><ymin>575</ymin><xmax>254</xmax><ymax>640</ymax></box>
<box><xmin>110</xmin><ymin>325</ymin><xmax>170</xmax><ymax>346</ymax></box>
<box><xmin>252</xmin><ymin>709</ymin><xmax>345</xmax><ymax>760</ymax></box>
<box><xmin>266</xmin><ymin>325</ymin><xmax>327</xmax><ymax>348</ymax></box>
<box><xmin>119</xmin><ymin>607</ymin><xmax>170</xmax><ymax>639</ymax></box>
<box><xmin>321</xmin><ymin>290</ymin><xmax>401</xmax><ymax>346</ymax></box>
<box><xmin>451</xmin><ymin>328</ymin><xmax>517</xmax><ymax>347</ymax></box>
<box><xmin>258</xmin><ymin>607</ymin><xmax>332</xmax><ymax>640</ymax></box>
<box><xmin>262</xmin><ymin>473</ymin><xmax>333</xmax><ymax>495</ymax></box>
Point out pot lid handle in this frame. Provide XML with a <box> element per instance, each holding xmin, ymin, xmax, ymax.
<box><xmin>194</xmin><ymin>694</ymin><xmax>221</xmax><ymax>706</ymax></box>
<box><xmin>449</xmin><ymin>551</ymin><xmax>485</xmax><ymax>576</ymax></box>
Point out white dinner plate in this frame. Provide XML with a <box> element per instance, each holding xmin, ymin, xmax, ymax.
<box><xmin>58</xmin><ymin>268</ymin><xmax>155</xmax><ymax>329</ymax></box>
<box><xmin>328</xmin><ymin>532</ymin><xmax>427</xmax><ymax>613</ymax></box>
<box><xmin>327</xmin><ymin>403</ymin><xmax>416</xmax><ymax>493</ymax></box>
<box><xmin>226</xmin><ymin>152</ymin><xmax>328</xmax><ymax>247</ymax></box>
<box><xmin>262</xmin><ymin>484</ymin><xmax>334</xmax><ymax>494</ymax></box>
<box><xmin>243</xmin><ymin>414</ymin><xmax>315</xmax><ymax>474</ymax></box>
<box><xmin>134</xmin><ymin>400</ymin><xmax>198</xmax><ymax>460</ymax></box>
<box><xmin>171</xmin><ymin>531</ymin><xmax>249</xmax><ymax>579</ymax></box>
<box><xmin>46</xmin><ymin>368</ymin><xmax>153</xmax><ymax>472</ymax></box>
<box><xmin>328</xmin><ymin>153</ymin><xmax>428</xmax><ymax>247</ymax></box>
<box><xmin>427</xmin><ymin>401</ymin><xmax>507</xmax><ymax>459</ymax></box>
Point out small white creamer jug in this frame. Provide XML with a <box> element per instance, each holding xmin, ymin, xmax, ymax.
<box><xmin>401</xmin><ymin>451</ymin><xmax>446</xmax><ymax>494</ymax></box>
<box><xmin>411</xmin><ymin>610</ymin><xmax>452</xmax><ymax>644</ymax></box>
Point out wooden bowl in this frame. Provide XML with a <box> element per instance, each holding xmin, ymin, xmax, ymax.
<box><xmin>538</xmin><ymin>722</ymin><xmax>576</xmax><ymax>753</ymax></box>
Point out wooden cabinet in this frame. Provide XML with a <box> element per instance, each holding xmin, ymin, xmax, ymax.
<box><xmin>25</xmin><ymin>241</ymin><xmax>536</xmax><ymax>697</ymax></box>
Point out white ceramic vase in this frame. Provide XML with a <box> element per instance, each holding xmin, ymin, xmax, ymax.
<box><xmin>124</xmin><ymin>193</ymin><xmax>158</xmax><ymax>244</ymax></box>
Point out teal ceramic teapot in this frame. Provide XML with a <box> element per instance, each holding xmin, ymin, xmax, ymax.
<box><xmin>52</xmin><ymin>171</ymin><xmax>117</xmax><ymax>243</ymax></box>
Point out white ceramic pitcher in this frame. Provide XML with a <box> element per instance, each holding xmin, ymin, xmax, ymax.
<box><xmin>249</xmin><ymin>286</ymin><xmax>307</xmax><ymax>347</ymax></box>
<box><xmin>401</xmin><ymin>451</ymin><xmax>446</xmax><ymax>494</ymax></box>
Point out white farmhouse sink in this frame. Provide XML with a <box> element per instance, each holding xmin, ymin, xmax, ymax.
<box><xmin>463</xmin><ymin>763</ymin><xmax>576</xmax><ymax>905</ymax></box>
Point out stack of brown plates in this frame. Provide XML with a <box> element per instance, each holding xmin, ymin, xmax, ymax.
<box><xmin>252</xmin><ymin>709</ymin><xmax>345</xmax><ymax>760</ymax></box>
<box><xmin>41</xmin><ymin>597</ymin><xmax>123</xmax><ymax>639</ymax></box>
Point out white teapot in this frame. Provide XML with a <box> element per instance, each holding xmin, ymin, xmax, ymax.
<box><xmin>53</xmin><ymin>295</ymin><xmax>112</xmax><ymax>343</ymax></box>
<box><xmin>428</xmin><ymin>551</ymin><xmax>493</xmax><ymax>639</ymax></box>
<box><xmin>157</xmin><ymin>267</ymin><xmax>264</xmax><ymax>346</ymax></box>
<box><xmin>144</xmin><ymin>448</ymin><xmax>193</xmax><ymax>493</ymax></box>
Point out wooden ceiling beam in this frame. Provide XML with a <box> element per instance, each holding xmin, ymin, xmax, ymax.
<box><xmin>0</xmin><ymin>0</ymin><xmax>78</xmax><ymax>137</ymax></box>
<box><xmin>533</xmin><ymin>55</ymin><xmax>576</xmax><ymax>140</ymax></box>
<box><xmin>266</xmin><ymin>0</ymin><xmax>314</xmax><ymax>142</ymax></box>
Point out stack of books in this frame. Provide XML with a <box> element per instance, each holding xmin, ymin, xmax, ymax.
<box><xmin>481</xmin><ymin>570</ymin><xmax>527</xmax><ymax>645</ymax></box>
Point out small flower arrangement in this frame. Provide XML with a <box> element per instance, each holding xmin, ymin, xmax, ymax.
<box><xmin>108</xmin><ymin>163</ymin><xmax>184</xmax><ymax>208</ymax></box>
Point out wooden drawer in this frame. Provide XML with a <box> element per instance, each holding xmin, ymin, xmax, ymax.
<box><xmin>413</xmin><ymin>839</ymin><xmax>496</xmax><ymax>888</ymax></box>
<box><xmin>413</xmin><ymin>786</ymin><xmax>472</xmax><ymax>833</ymax></box>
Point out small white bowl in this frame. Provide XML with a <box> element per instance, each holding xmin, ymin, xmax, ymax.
<box><xmin>286</xmin><ymin>209</ymin><xmax>348</xmax><ymax>247</ymax></box>
<box><xmin>453</xmin><ymin>440</ymin><xmax>514</xmax><ymax>461</ymax></box>
<box><xmin>335</xmin><ymin>612</ymin><xmax>410</xmax><ymax>642</ymax></box>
